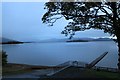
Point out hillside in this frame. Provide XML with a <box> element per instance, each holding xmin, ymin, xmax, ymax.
<box><xmin>66</xmin><ymin>38</ymin><xmax>113</xmax><ymax>42</ymax></box>
<box><xmin>0</xmin><ymin>37</ymin><xmax>23</xmax><ymax>44</ymax></box>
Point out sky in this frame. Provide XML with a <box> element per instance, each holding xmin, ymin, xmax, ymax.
<box><xmin>2</xmin><ymin>2</ymin><xmax>111</xmax><ymax>41</ymax></box>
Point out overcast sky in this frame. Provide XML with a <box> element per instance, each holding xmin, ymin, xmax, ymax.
<box><xmin>2</xmin><ymin>2</ymin><xmax>110</xmax><ymax>41</ymax></box>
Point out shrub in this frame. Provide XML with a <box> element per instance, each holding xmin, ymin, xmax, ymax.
<box><xmin>2</xmin><ymin>50</ymin><xmax>7</xmax><ymax>66</ymax></box>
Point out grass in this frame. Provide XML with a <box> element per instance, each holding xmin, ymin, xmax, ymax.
<box><xmin>2</xmin><ymin>63</ymin><xmax>62</xmax><ymax>76</ymax></box>
<box><xmin>85</xmin><ymin>69</ymin><xmax>120</xmax><ymax>79</ymax></box>
<box><xmin>3</xmin><ymin>69</ymin><xmax>32</xmax><ymax>75</ymax></box>
<box><xmin>50</xmin><ymin>66</ymin><xmax>120</xmax><ymax>79</ymax></box>
<box><xmin>2</xmin><ymin>66</ymin><xmax>33</xmax><ymax>75</ymax></box>
<box><xmin>2</xmin><ymin>63</ymin><xmax>120</xmax><ymax>79</ymax></box>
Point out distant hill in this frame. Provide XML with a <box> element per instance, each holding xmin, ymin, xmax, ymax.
<box><xmin>35</xmin><ymin>38</ymin><xmax>69</xmax><ymax>43</ymax></box>
<box><xmin>0</xmin><ymin>37</ymin><xmax>113</xmax><ymax>44</ymax></box>
<box><xmin>34</xmin><ymin>37</ymin><xmax>113</xmax><ymax>43</ymax></box>
<box><xmin>93</xmin><ymin>38</ymin><xmax>113</xmax><ymax>41</ymax></box>
<box><xmin>0</xmin><ymin>37</ymin><xmax>24</xmax><ymax>44</ymax></box>
<box><xmin>66</xmin><ymin>38</ymin><xmax>113</xmax><ymax>42</ymax></box>
<box><xmin>66</xmin><ymin>40</ymin><xmax>89</xmax><ymax>42</ymax></box>
<box><xmin>0</xmin><ymin>37</ymin><xmax>15</xmax><ymax>43</ymax></box>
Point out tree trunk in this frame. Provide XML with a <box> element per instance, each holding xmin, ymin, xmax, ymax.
<box><xmin>111</xmin><ymin>2</ymin><xmax>120</xmax><ymax>71</ymax></box>
<box><xmin>116</xmin><ymin>33</ymin><xmax>120</xmax><ymax>71</ymax></box>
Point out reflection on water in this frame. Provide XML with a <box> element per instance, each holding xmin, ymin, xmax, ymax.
<box><xmin>2</xmin><ymin>41</ymin><xmax>118</xmax><ymax>68</ymax></box>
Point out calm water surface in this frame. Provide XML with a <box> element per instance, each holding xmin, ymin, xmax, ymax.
<box><xmin>2</xmin><ymin>41</ymin><xmax>118</xmax><ymax>68</ymax></box>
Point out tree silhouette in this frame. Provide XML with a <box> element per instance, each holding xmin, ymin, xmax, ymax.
<box><xmin>42</xmin><ymin>1</ymin><xmax>120</xmax><ymax>70</ymax></box>
<box><xmin>2</xmin><ymin>50</ymin><xmax>7</xmax><ymax>66</ymax></box>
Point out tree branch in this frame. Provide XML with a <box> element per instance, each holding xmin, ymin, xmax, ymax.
<box><xmin>48</xmin><ymin>15</ymin><xmax>63</xmax><ymax>26</ymax></box>
<box><xmin>100</xmin><ymin>7</ymin><xmax>113</xmax><ymax>20</ymax></box>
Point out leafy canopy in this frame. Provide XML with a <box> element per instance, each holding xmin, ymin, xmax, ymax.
<box><xmin>42</xmin><ymin>1</ymin><xmax>120</xmax><ymax>39</ymax></box>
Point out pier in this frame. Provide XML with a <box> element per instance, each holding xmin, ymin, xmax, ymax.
<box><xmin>87</xmin><ymin>52</ymin><xmax>108</xmax><ymax>68</ymax></box>
<box><xmin>46</xmin><ymin>52</ymin><xmax>118</xmax><ymax>77</ymax></box>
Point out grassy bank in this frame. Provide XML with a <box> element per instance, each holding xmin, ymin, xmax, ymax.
<box><xmin>2</xmin><ymin>63</ymin><xmax>120</xmax><ymax>79</ymax></box>
<box><xmin>2</xmin><ymin>63</ymin><xmax>62</xmax><ymax>75</ymax></box>
<box><xmin>85</xmin><ymin>69</ymin><xmax>120</xmax><ymax>79</ymax></box>
<box><xmin>46</xmin><ymin>66</ymin><xmax>120</xmax><ymax>79</ymax></box>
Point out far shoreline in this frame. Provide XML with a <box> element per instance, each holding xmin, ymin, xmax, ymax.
<box><xmin>0</xmin><ymin>41</ymin><xmax>24</xmax><ymax>44</ymax></box>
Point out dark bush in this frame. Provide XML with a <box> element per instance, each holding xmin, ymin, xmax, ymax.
<box><xmin>2</xmin><ymin>50</ymin><xmax>7</xmax><ymax>66</ymax></box>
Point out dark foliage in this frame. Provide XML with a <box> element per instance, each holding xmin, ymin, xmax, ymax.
<box><xmin>2</xmin><ymin>50</ymin><xmax>8</xmax><ymax>66</ymax></box>
<box><xmin>42</xmin><ymin>1</ymin><xmax>120</xmax><ymax>70</ymax></box>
